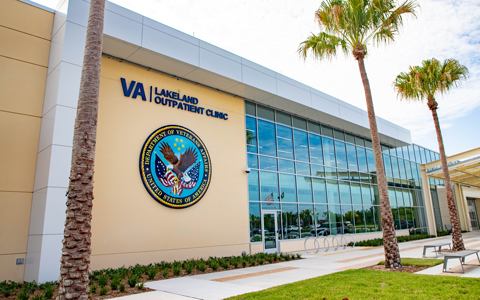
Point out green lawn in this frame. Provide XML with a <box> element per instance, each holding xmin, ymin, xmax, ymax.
<box><xmin>228</xmin><ymin>269</ymin><xmax>480</xmax><ymax>300</ymax></box>
<box><xmin>378</xmin><ymin>257</ymin><xmax>443</xmax><ymax>267</ymax></box>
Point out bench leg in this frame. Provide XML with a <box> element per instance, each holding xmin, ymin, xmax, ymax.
<box><xmin>423</xmin><ymin>246</ymin><xmax>427</xmax><ymax>258</ymax></box>
<box><xmin>443</xmin><ymin>257</ymin><xmax>447</xmax><ymax>272</ymax></box>
<box><xmin>460</xmin><ymin>258</ymin><xmax>465</xmax><ymax>273</ymax></box>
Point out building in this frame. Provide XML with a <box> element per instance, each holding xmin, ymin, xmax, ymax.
<box><xmin>1</xmin><ymin>0</ymin><xmax>478</xmax><ymax>283</ymax></box>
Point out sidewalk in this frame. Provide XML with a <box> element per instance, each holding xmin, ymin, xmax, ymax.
<box><xmin>117</xmin><ymin>231</ymin><xmax>480</xmax><ymax>300</ymax></box>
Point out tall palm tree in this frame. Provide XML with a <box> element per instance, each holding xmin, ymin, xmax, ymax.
<box><xmin>57</xmin><ymin>0</ymin><xmax>106</xmax><ymax>299</ymax></box>
<box><xmin>393</xmin><ymin>58</ymin><xmax>468</xmax><ymax>251</ymax></box>
<box><xmin>298</xmin><ymin>0</ymin><xmax>418</xmax><ymax>268</ymax></box>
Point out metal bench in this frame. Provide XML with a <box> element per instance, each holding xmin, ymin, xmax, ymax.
<box><xmin>422</xmin><ymin>243</ymin><xmax>451</xmax><ymax>258</ymax></box>
<box><xmin>443</xmin><ymin>250</ymin><xmax>480</xmax><ymax>273</ymax></box>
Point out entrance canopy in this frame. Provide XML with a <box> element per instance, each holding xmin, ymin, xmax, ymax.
<box><xmin>424</xmin><ymin>148</ymin><xmax>480</xmax><ymax>188</ymax></box>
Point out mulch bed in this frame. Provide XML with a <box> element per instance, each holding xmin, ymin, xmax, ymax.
<box><xmin>362</xmin><ymin>264</ymin><xmax>429</xmax><ymax>273</ymax></box>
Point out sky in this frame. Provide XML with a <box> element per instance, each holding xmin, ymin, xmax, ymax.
<box><xmin>33</xmin><ymin>0</ymin><xmax>480</xmax><ymax>156</ymax></box>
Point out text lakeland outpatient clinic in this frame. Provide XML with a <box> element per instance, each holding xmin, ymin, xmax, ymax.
<box><xmin>121</xmin><ymin>77</ymin><xmax>229</xmax><ymax>120</ymax></box>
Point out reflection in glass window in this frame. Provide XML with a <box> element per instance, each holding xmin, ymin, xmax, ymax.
<box><xmin>322</xmin><ymin>125</ymin><xmax>334</xmax><ymax>138</ymax></box>
<box><xmin>365</xmin><ymin>139</ymin><xmax>373</xmax><ymax>149</ymax></box>
<box><xmin>383</xmin><ymin>154</ymin><xmax>393</xmax><ymax>178</ymax></box>
<box><xmin>350</xmin><ymin>171</ymin><xmax>360</xmax><ymax>182</ymax></box>
<box><xmin>398</xmin><ymin>158</ymin><xmax>407</xmax><ymax>180</ymax></box>
<box><xmin>329</xmin><ymin>205</ymin><xmax>343</xmax><ymax>235</ymax></box>
<box><xmin>248</xmin><ymin>171</ymin><xmax>259</xmax><ymax>201</ymax></box>
<box><xmin>356</xmin><ymin>137</ymin><xmax>365</xmax><ymax>147</ymax></box>
<box><xmin>398</xmin><ymin>207</ymin><xmax>407</xmax><ymax>229</ymax></box>
<box><xmin>312</xmin><ymin>178</ymin><xmax>327</xmax><ymax>203</ymax></box>
<box><xmin>296</xmin><ymin>162</ymin><xmax>310</xmax><ymax>176</ymax></box>
<box><xmin>395</xmin><ymin>189</ymin><xmax>404</xmax><ymax>206</ymax></box>
<box><xmin>325</xmin><ymin>167</ymin><xmax>338</xmax><ymax>179</ymax></box>
<box><xmin>323</xmin><ymin>137</ymin><xmax>336</xmax><ymax>167</ymax></box>
<box><xmin>258</xmin><ymin>120</ymin><xmax>276</xmax><ymax>156</ymax></box>
<box><xmin>279</xmin><ymin>174</ymin><xmax>296</xmax><ymax>202</ymax></box>
<box><xmin>360</xmin><ymin>172</ymin><xmax>370</xmax><ymax>183</ymax></box>
<box><xmin>299</xmin><ymin>204</ymin><xmax>314</xmax><ymax>237</ymax></box>
<box><xmin>343</xmin><ymin>205</ymin><xmax>354</xmax><ymax>233</ymax></box>
<box><xmin>249</xmin><ymin>202</ymin><xmax>261</xmax><ymax>242</ymax></box>
<box><xmin>393</xmin><ymin>207</ymin><xmax>400</xmax><ymax>229</ymax></box>
<box><xmin>311</xmin><ymin>164</ymin><xmax>325</xmax><ymax>177</ymax></box>
<box><xmin>388</xmin><ymin>187</ymin><xmax>397</xmax><ymax>207</ymax></box>
<box><xmin>391</xmin><ymin>156</ymin><xmax>400</xmax><ymax>179</ymax></box>
<box><xmin>339</xmin><ymin>181</ymin><xmax>352</xmax><ymax>204</ymax></box>
<box><xmin>346</xmin><ymin>144</ymin><xmax>358</xmax><ymax>171</ymax></box>
<box><xmin>278</xmin><ymin>159</ymin><xmax>295</xmax><ymax>173</ymax></box>
<box><xmin>247</xmin><ymin>154</ymin><xmax>258</xmax><ymax>169</ymax></box>
<box><xmin>338</xmin><ymin>169</ymin><xmax>349</xmax><ymax>181</ymax></box>
<box><xmin>364</xmin><ymin>205</ymin><xmax>375</xmax><ymax>232</ymax></box>
<box><xmin>259</xmin><ymin>156</ymin><xmax>277</xmax><ymax>171</ymax></box>
<box><xmin>351</xmin><ymin>183</ymin><xmax>362</xmax><ymax>205</ymax></box>
<box><xmin>309</xmin><ymin>134</ymin><xmax>323</xmax><ymax>165</ymax></box>
<box><xmin>361</xmin><ymin>184</ymin><xmax>372</xmax><ymax>205</ymax></box>
<box><xmin>357</xmin><ymin>147</ymin><xmax>368</xmax><ymax>173</ymax></box>
<box><xmin>282</xmin><ymin>204</ymin><xmax>300</xmax><ymax>239</ymax></box>
<box><xmin>366</xmin><ymin>149</ymin><xmax>376</xmax><ymax>173</ymax></box>
<box><xmin>374</xmin><ymin>206</ymin><xmax>382</xmax><ymax>231</ymax></box>
<box><xmin>260</xmin><ymin>171</ymin><xmax>278</xmax><ymax>203</ymax></box>
<box><xmin>354</xmin><ymin>205</ymin><xmax>366</xmax><ymax>233</ymax></box>
<box><xmin>276</xmin><ymin>125</ymin><xmax>293</xmax><ymax>159</ymax></box>
<box><xmin>335</xmin><ymin>141</ymin><xmax>348</xmax><ymax>169</ymax></box>
<box><xmin>404</xmin><ymin>159</ymin><xmax>413</xmax><ymax>180</ymax></box>
<box><xmin>371</xmin><ymin>185</ymin><xmax>380</xmax><ymax>205</ymax></box>
<box><xmin>245</xmin><ymin>101</ymin><xmax>256</xmax><ymax>116</ymax></box>
<box><xmin>314</xmin><ymin>205</ymin><xmax>329</xmax><ymax>237</ymax></box>
<box><xmin>405</xmin><ymin>207</ymin><xmax>413</xmax><ymax>228</ymax></box>
<box><xmin>294</xmin><ymin>130</ymin><xmax>309</xmax><ymax>162</ymax></box>
<box><xmin>327</xmin><ymin>180</ymin><xmax>340</xmax><ymax>204</ymax></box>
<box><xmin>246</xmin><ymin>117</ymin><xmax>257</xmax><ymax>153</ymax></box>
<box><xmin>411</xmin><ymin>190</ymin><xmax>417</xmax><ymax>206</ymax></box>
<box><xmin>297</xmin><ymin>176</ymin><xmax>312</xmax><ymax>203</ymax></box>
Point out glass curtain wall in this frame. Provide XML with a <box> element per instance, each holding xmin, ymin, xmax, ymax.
<box><xmin>246</xmin><ymin>101</ymin><xmax>429</xmax><ymax>242</ymax></box>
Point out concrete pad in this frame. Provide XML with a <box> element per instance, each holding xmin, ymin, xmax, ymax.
<box><xmin>115</xmin><ymin>291</ymin><xmax>195</xmax><ymax>299</ymax></box>
<box><xmin>145</xmin><ymin>277</ymin><xmax>263</xmax><ymax>300</ymax></box>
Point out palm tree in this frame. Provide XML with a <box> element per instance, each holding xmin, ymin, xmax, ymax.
<box><xmin>298</xmin><ymin>0</ymin><xmax>418</xmax><ymax>268</ymax></box>
<box><xmin>393</xmin><ymin>58</ymin><xmax>468</xmax><ymax>251</ymax></box>
<box><xmin>57</xmin><ymin>0</ymin><xmax>106</xmax><ymax>299</ymax></box>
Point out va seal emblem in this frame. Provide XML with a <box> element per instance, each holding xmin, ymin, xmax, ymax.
<box><xmin>139</xmin><ymin>125</ymin><xmax>212</xmax><ymax>209</ymax></box>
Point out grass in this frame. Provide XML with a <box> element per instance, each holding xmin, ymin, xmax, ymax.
<box><xmin>228</xmin><ymin>269</ymin><xmax>480</xmax><ymax>300</ymax></box>
<box><xmin>378</xmin><ymin>257</ymin><xmax>443</xmax><ymax>267</ymax></box>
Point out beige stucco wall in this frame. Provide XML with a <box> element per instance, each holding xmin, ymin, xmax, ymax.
<box><xmin>90</xmin><ymin>57</ymin><xmax>249</xmax><ymax>270</ymax></box>
<box><xmin>0</xmin><ymin>0</ymin><xmax>53</xmax><ymax>282</ymax></box>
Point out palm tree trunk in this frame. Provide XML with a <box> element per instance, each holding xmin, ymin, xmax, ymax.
<box><xmin>357</xmin><ymin>56</ymin><xmax>402</xmax><ymax>268</ymax></box>
<box><xmin>57</xmin><ymin>1</ymin><xmax>106</xmax><ymax>299</ymax></box>
<box><xmin>429</xmin><ymin>104</ymin><xmax>465</xmax><ymax>251</ymax></box>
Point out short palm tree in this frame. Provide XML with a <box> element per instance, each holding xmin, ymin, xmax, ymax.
<box><xmin>393</xmin><ymin>58</ymin><xmax>468</xmax><ymax>251</ymax></box>
<box><xmin>298</xmin><ymin>0</ymin><xmax>418</xmax><ymax>268</ymax></box>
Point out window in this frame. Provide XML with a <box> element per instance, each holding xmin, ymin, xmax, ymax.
<box><xmin>309</xmin><ymin>134</ymin><xmax>323</xmax><ymax>165</ymax></box>
<box><xmin>248</xmin><ymin>171</ymin><xmax>259</xmax><ymax>201</ymax></box>
<box><xmin>260</xmin><ymin>171</ymin><xmax>278</xmax><ymax>203</ymax></box>
<box><xmin>279</xmin><ymin>174</ymin><xmax>296</xmax><ymax>202</ymax></box>
<box><xmin>276</xmin><ymin>125</ymin><xmax>293</xmax><ymax>159</ymax></box>
<box><xmin>258</xmin><ymin>120</ymin><xmax>276</xmax><ymax>156</ymax></box>
<box><xmin>335</xmin><ymin>141</ymin><xmax>348</xmax><ymax>169</ymax></box>
<box><xmin>294</xmin><ymin>130</ymin><xmax>309</xmax><ymax>162</ymax></box>
<box><xmin>246</xmin><ymin>117</ymin><xmax>257</xmax><ymax>153</ymax></box>
<box><xmin>346</xmin><ymin>144</ymin><xmax>358</xmax><ymax>171</ymax></box>
<box><xmin>313</xmin><ymin>178</ymin><xmax>327</xmax><ymax>203</ymax></box>
<box><xmin>323</xmin><ymin>137</ymin><xmax>336</xmax><ymax>167</ymax></box>
<box><xmin>297</xmin><ymin>176</ymin><xmax>313</xmax><ymax>203</ymax></box>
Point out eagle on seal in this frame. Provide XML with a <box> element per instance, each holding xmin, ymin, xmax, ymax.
<box><xmin>158</xmin><ymin>142</ymin><xmax>198</xmax><ymax>180</ymax></box>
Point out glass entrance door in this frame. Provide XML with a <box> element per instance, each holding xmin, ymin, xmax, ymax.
<box><xmin>468</xmin><ymin>199</ymin><xmax>479</xmax><ymax>230</ymax></box>
<box><xmin>262</xmin><ymin>211</ymin><xmax>279</xmax><ymax>253</ymax></box>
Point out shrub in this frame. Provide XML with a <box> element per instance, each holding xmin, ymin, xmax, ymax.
<box><xmin>119</xmin><ymin>283</ymin><xmax>125</xmax><ymax>293</ymax></box>
<box><xmin>32</xmin><ymin>294</ymin><xmax>45</xmax><ymax>300</ymax></box>
<box><xmin>162</xmin><ymin>268</ymin><xmax>169</xmax><ymax>278</ymax></box>
<box><xmin>98</xmin><ymin>274</ymin><xmax>108</xmax><ymax>288</ymax></box>
<box><xmin>210</xmin><ymin>261</ymin><xmax>219</xmax><ymax>271</ymax></box>
<box><xmin>296</xmin><ymin>253</ymin><xmax>302</xmax><ymax>259</ymax></box>
<box><xmin>17</xmin><ymin>289</ymin><xmax>30</xmax><ymax>300</ymax></box>
<box><xmin>185</xmin><ymin>263</ymin><xmax>194</xmax><ymax>275</ymax></box>
<box><xmin>99</xmin><ymin>286</ymin><xmax>108</xmax><ymax>296</ymax></box>
<box><xmin>136</xmin><ymin>282</ymin><xmax>144</xmax><ymax>290</ymax></box>
<box><xmin>43</xmin><ymin>285</ymin><xmax>55</xmax><ymax>299</ymax></box>
<box><xmin>110</xmin><ymin>277</ymin><xmax>121</xmax><ymax>290</ymax></box>
<box><xmin>147</xmin><ymin>268</ymin><xmax>158</xmax><ymax>280</ymax></box>
<box><xmin>197</xmin><ymin>262</ymin><xmax>206</xmax><ymax>272</ymax></box>
<box><xmin>89</xmin><ymin>285</ymin><xmax>97</xmax><ymax>294</ymax></box>
<box><xmin>127</xmin><ymin>275</ymin><xmax>138</xmax><ymax>288</ymax></box>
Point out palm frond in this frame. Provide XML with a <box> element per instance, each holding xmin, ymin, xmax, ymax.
<box><xmin>298</xmin><ymin>32</ymin><xmax>348</xmax><ymax>61</ymax></box>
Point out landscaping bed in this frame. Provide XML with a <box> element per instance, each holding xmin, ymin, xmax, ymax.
<box><xmin>0</xmin><ymin>252</ymin><xmax>301</xmax><ymax>300</ymax></box>
<box><xmin>363</xmin><ymin>257</ymin><xmax>443</xmax><ymax>273</ymax></box>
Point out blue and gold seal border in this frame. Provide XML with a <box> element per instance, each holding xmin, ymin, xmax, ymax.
<box><xmin>139</xmin><ymin>125</ymin><xmax>212</xmax><ymax>209</ymax></box>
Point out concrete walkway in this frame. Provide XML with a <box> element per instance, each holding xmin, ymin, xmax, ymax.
<box><xmin>117</xmin><ymin>231</ymin><xmax>480</xmax><ymax>300</ymax></box>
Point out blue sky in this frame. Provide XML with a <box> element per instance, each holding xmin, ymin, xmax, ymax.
<box><xmin>33</xmin><ymin>0</ymin><xmax>480</xmax><ymax>156</ymax></box>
